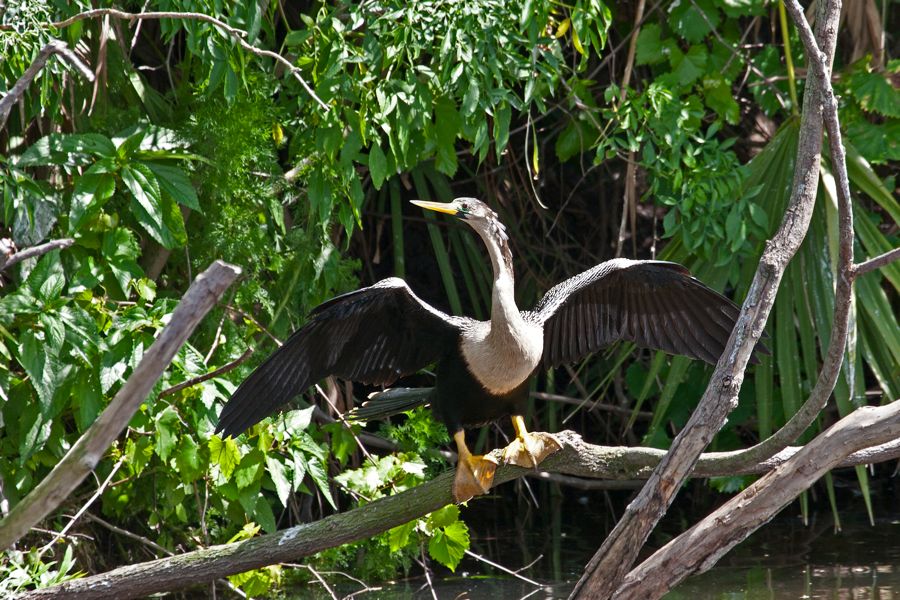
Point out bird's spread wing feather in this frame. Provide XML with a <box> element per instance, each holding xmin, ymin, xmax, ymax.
<box><xmin>530</xmin><ymin>259</ymin><xmax>757</xmax><ymax>368</ymax></box>
<box><xmin>216</xmin><ymin>278</ymin><xmax>459</xmax><ymax>437</ymax></box>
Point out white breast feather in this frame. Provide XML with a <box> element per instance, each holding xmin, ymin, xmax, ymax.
<box><xmin>460</xmin><ymin>320</ymin><xmax>543</xmax><ymax>394</ymax></box>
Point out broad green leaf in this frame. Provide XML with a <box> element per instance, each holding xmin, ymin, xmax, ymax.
<box><xmin>849</xmin><ymin>71</ymin><xmax>900</xmax><ymax>117</ymax></box>
<box><xmin>18</xmin><ymin>133</ymin><xmax>116</xmax><ymax>167</ymax></box>
<box><xmin>73</xmin><ymin>367</ymin><xmax>102</xmax><ymax>431</ymax></box>
<box><xmin>122</xmin><ymin>162</ymin><xmax>182</xmax><ymax>249</ymax></box>
<box><xmin>69</xmin><ymin>161</ymin><xmax>117</xmax><ymax>232</ymax></box>
<box><xmin>155</xmin><ymin>406</ymin><xmax>180</xmax><ymax>462</ymax></box>
<box><xmin>18</xmin><ymin>329</ymin><xmax>64</xmax><ymax>406</ymax></box>
<box><xmin>39</xmin><ymin>312</ymin><xmax>65</xmax><ymax>353</ymax></box>
<box><xmin>175</xmin><ymin>436</ymin><xmax>203</xmax><ymax>483</ymax></box>
<box><xmin>368</xmin><ymin>143</ymin><xmax>388</xmax><ymax>190</ymax></box>
<box><xmin>209</xmin><ymin>435</ymin><xmax>242</xmax><ymax>480</ymax></box>
<box><xmin>25</xmin><ymin>251</ymin><xmax>65</xmax><ymax>304</ymax></box>
<box><xmin>388</xmin><ymin>520</ymin><xmax>416</xmax><ymax>552</ymax></box>
<box><xmin>306</xmin><ymin>454</ymin><xmax>336</xmax><ymax>509</ymax></box>
<box><xmin>429</xmin><ymin>504</ymin><xmax>460</xmax><ymax>528</ymax></box>
<box><xmin>670</xmin><ymin>0</ymin><xmax>720</xmax><ymax>43</ymax></box>
<box><xmin>235</xmin><ymin>449</ymin><xmax>265</xmax><ymax>489</ymax></box>
<box><xmin>265</xmin><ymin>455</ymin><xmax>292</xmax><ymax>507</ymax></box>
<box><xmin>143</xmin><ymin>162</ymin><xmax>201</xmax><ymax>212</ymax></box>
<box><xmin>635</xmin><ymin>23</ymin><xmax>665</xmax><ymax>66</ymax></box>
<box><xmin>428</xmin><ymin>520</ymin><xmax>469</xmax><ymax>571</ymax></box>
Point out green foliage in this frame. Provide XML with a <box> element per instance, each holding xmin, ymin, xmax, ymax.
<box><xmin>0</xmin><ymin>546</ymin><xmax>83</xmax><ymax>595</ymax></box>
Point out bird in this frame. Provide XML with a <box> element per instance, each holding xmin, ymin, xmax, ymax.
<box><xmin>216</xmin><ymin>197</ymin><xmax>762</xmax><ymax>502</ymax></box>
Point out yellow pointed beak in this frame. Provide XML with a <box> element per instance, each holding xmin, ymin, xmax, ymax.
<box><xmin>410</xmin><ymin>199</ymin><xmax>459</xmax><ymax>216</ymax></box>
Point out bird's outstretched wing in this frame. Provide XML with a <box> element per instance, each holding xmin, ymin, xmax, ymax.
<box><xmin>216</xmin><ymin>278</ymin><xmax>459</xmax><ymax>437</ymax></box>
<box><xmin>530</xmin><ymin>259</ymin><xmax>759</xmax><ymax>368</ymax></box>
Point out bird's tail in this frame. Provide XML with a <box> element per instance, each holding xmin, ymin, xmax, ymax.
<box><xmin>347</xmin><ymin>387</ymin><xmax>433</xmax><ymax>421</ymax></box>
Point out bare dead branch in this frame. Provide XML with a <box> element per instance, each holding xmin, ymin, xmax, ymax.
<box><xmin>615</xmin><ymin>401</ymin><xmax>900</xmax><ymax>599</ymax></box>
<box><xmin>0</xmin><ymin>238</ymin><xmax>74</xmax><ymax>271</ymax></box>
<box><xmin>0</xmin><ymin>41</ymin><xmax>92</xmax><ymax>129</ymax></box>
<box><xmin>0</xmin><ymin>260</ymin><xmax>241</xmax><ymax>550</ymax></box>
<box><xmin>0</xmin><ymin>9</ymin><xmax>327</xmax><ymax>111</ymax></box>
<box><xmin>853</xmin><ymin>247</ymin><xmax>900</xmax><ymax>278</ymax></box>
<box><xmin>698</xmin><ymin>0</ymin><xmax>856</xmax><ymax>476</ymax></box>
<box><xmin>569</xmin><ymin>1</ymin><xmax>843</xmax><ymax>597</ymax></box>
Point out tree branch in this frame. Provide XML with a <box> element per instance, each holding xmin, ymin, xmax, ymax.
<box><xmin>695</xmin><ymin>0</ymin><xmax>856</xmax><ymax>475</ymax></box>
<box><xmin>615</xmin><ymin>401</ymin><xmax>900</xmax><ymax>599</ymax></box>
<box><xmin>0</xmin><ymin>260</ymin><xmax>241</xmax><ymax>550</ymax></box>
<box><xmin>0</xmin><ymin>40</ymin><xmax>92</xmax><ymax>130</ymax></box>
<box><xmin>20</xmin><ymin>428</ymin><xmax>900</xmax><ymax>599</ymax></box>
<box><xmin>0</xmin><ymin>238</ymin><xmax>74</xmax><ymax>271</ymax></box>
<box><xmin>0</xmin><ymin>9</ymin><xmax>327</xmax><ymax>111</ymax></box>
<box><xmin>853</xmin><ymin>247</ymin><xmax>900</xmax><ymax>278</ymax></box>
<box><xmin>569</xmin><ymin>1</ymin><xmax>842</xmax><ymax>597</ymax></box>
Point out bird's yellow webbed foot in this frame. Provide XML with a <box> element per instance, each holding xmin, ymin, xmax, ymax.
<box><xmin>501</xmin><ymin>415</ymin><xmax>561</xmax><ymax>468</ymax></box>
<box><xmin>451</xmin><ymin>431</ymin><xmax>498</xmax><ymax>503</ymax></box>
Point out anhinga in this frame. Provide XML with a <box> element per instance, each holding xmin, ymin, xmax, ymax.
<box><xmin>217</xmin><ymin>198</ymin><xmax>756</xmax><ymax>502</ymax></box>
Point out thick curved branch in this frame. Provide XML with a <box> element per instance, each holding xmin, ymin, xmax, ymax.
<box><xmin>0</xmin><ymin>261</ymin><xmax>241</xmax><ymax>550</ymax></box>
<box><xmin>699</xmin><ymin>0</ymin><xmax>856</xmax><ymax>475</ymax></box>
<box><xmin>21</xmin><ymin>428</ymin><xmax>900</xmax><ymax>599</ymax></box>
<box><xmin>0</xmin><ymin>9</ymin><xmax>328</xmax><ymax>111</ymax></box>
<box><xmin>569</xmin><ymin>1</ymin><xmax>842</xmax><ymax>597</ymax></box>
<box><xmin>616</xmin><ymin>401</ymin><xmax>900</xmax><ymax>599</ymax></box>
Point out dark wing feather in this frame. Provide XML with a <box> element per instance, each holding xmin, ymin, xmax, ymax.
<box><xmin>530</xmin><ymin>259</ymin><xmax>762</xmax><ymax>368</ymax></box>
<box><xmin>216</xmin><ymin>278</ymin><xmax>459</xmax><ymax>437</ymax></box>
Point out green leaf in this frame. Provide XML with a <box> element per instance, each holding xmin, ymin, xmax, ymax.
<box><xmin>155</xmin><ymin>406</ymin><xmax>180</xmax><ymax>462</ymax></box>
<box><xmin>667</xmin><ymin>45</ymin><xmax>708</xmax><ymax>88</ymax></box>
<box><xmin>100</xmin><ymin>338</ymin><xmax>131</xmax><ymax>393</ymax></box>
<box><xmin>306</xmin><ymin>454</ymin><xmax>336</xmax><ymax>509</ymax></box>
<box><xmin>39</xmin><ymin>312</ymin><xmax>65</xmax><ymax>353</ymax></box>
<box><xmin>175</xmin><ymin>435</ymin><xmax>203</xmax><ymax>483</ymax></box>
<box><xmin>122</xmin><ymin>162</ymin><xmax>184</xmax><ymax>249</ymax></box>
<box><xmin>69</xmin><ymin>161</ymin><xmax>117</xmax><ymax>232</ymax></box>
<box><xmin>702</xmin><ymin>77</ymin><xmax>740</xmax><ymax>124</ymax></box>
<box><xmin>434</xmin><ymin>97</ymin><xmax>461</xmax><ymax>176</ymax></box>
<box><xmin>849</xmin><ymin>71</ymin><xmax>900</xmax><ymax>118</ymax></box>
<box><xmin>209</xmin><ymin>435</ymin><xmax>242</xmax><ymax>479</ymax></box>
<box><xmin>18</xmin><ymin>133</ymin><xmax>116</xmax><ymax>167</ymax></box>
<box><xmin>635</xmin><ymin>23</ymin><xmax>665</xmax><ymax>66</ymax></box>
<box><xmin>143</xmin><ymin>162</ymin><xmax>201</xmax><ymax>212</ymax></box>
<box><xmin>670</xmin><ymin>0</ymin><xmax>720</xmax><ymax>43</ymax></box>
<box><xmin>281</xmin><ymin>406</ymin><xmax>315</xmax><ymax>432</ymax></box>
<box><xmin>19</xmin><ymin>329</ymin><xmax>64</xmax><ymax>406</ymax></box>
<box><xmin>73</xmin><ymin>368</ymin><xmax>102</xmax><ymax>431</ymax></box>
<box><xmin>492</xmin><ymin>101</ymin><xmax>512</xmax><ymax>155</ymax></box>
<box><xmin>102</xmin><ymin>228</ymin><xmax>143</xmax><ymax>296</ymax></box>
<box><xmin>26</xmin><ymin>251</ymin><xmax>65</xmax><ymax>304</ymax></box>
<box><xmin>429</xmin><ymin>504</ymin><xmax>459</xmax><ymax>528</ymax></box>
<box><xmin>265</xmin><ymin>455</ymin><xmax>292</xmax><ymax>507</ymax></box>
<box><xmin>388</xmin><ymin>520</ymin><xmax>416</xmax><ymax>552</ymax></box>
<box><xmin>428</xmin><ymin>520</ymin><xmax>469</xmax><ymax>571</ymax></box>
<box><xmin>368</xmin><ymin>143</ymin><xmax>388</xmax><ymax>190</ymax></box>
<box><xmin>235</xmin><ymin>449</ymin><xmax>265</xmax><ymax>489</ymax></box>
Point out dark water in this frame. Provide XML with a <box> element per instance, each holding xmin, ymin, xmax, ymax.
<box><xmin>295</xmin><ymin>485</ymin><xmax>900</xmax><ymax>599</ymax></box>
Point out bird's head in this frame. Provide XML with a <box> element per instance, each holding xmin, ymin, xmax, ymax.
<box><xmin>410</xmin><ymin>197</ymin><xmax>500</xmax><ymax>231</ymax></box>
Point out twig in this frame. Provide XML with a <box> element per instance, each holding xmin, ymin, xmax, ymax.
<box><xmin>0</xmin><ymin>238</ymin><xmax>74</xmax><ymax>271</ymax></box>
<box><xmin>157</xmin><ymin>348</ymin><xmax>253</xmax><ymax>399</ymax></box>
<box><xmin>569</xmin><ymin>0</ymin><xmax>842</xmax><ymax>596</ymax></box>
<box><xmin>463</xmin><ymin>549</ymin><xmax>542</xmax><ymax>587</ymax></box>
<box><xmin>39</xmin><ymin>458</ymin><xmax>124</xmax><ymax>554</ymax></box>
<box><xmin>2</xmin><ymin>9</ymin><xmax>328</xmax><ymax>111</ymax></box>
<box><xmin>85</xmin><ymin>513</ymin><xmax>173</xmax><ymax>557</ymax></box>
<box><xmin>0</xmin><ymin>261</ymin><xmax>241</xmax><ymax>550</ymax></box>
<box><xmin>852</xmin><ymin>246</ymin><xmax>900</xmax><ymax>278</ymax></box>
<box><xmin>0</xmin><ymin>41</ymin><xmax>92</xmax><ymax>129</ymax></box>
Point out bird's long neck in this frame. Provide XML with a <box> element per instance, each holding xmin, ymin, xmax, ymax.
<box><xmin>477</xmin><ymin>225</ymin><xmax>521</xmax><ymax>332</ymax></box>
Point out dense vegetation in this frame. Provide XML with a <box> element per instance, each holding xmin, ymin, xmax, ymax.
<box><xmin>0</xmin><ymin>0</ymin><xmax>897</xmax><ymax>595</ymax></box>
